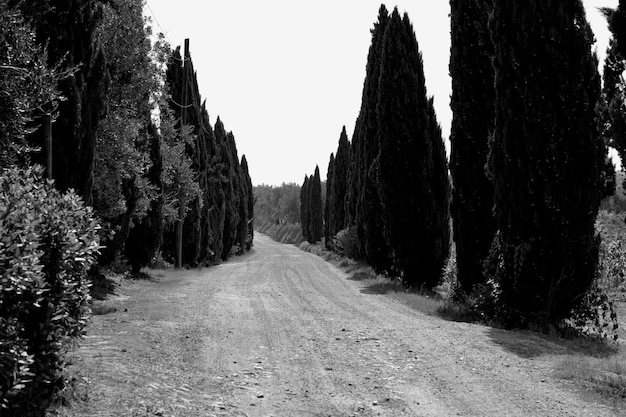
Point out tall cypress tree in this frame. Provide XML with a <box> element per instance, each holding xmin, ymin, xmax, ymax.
<box><xmin>236</xmin><ymin>156</ymin><xmax>250</xmax><ymax>254</ymax></box>
<box><xmin>353</xmin><ymin>5</ymin><xmax>393</xmax><ymax>272</ymax></box>
<box><xmin>375</xmin><ymin>9</ymin><xmax>450</xmax><ymax>289</ymax></box>
<box><xmin>600</xmin><ymin>6</ymin><xmax>626</xmax><ymax>196</ymax></box>
<box><xmin>595</xmin><ymin>40</ymin><xmax>619</xmax><ymax>198</ymax></box>
<box><xmin>332</xmin><ymin>126</ymin><xmax>351</xmax><ymax>235</ymax></box>
<box><xmin>488</xmin><ymin>0</ymin><xmax>604</xmax><ymax>325</ymax></box>
<box><xmin>308</xmin><ymin>166</ymin><xmax>324</xmax><ymax>243</ymax></box>
<box><xmin>241</xmin><ymin>155</ymin><xmax>254</xmax><ymax>248</ymax></box>
<box><xmin>346</xmin><ymin>6</ymin><xmax>390</xmax><ymax>254</ymax></box>
<box><xmin>606</xmin><ymin>0</ymin><xmax>626</xmax><ymax>59</ymax></box>
<box><xmin>324</xmin><ymin>153</ymin><xmax>335</xmax><ymax>249</ymax></box>
<box><xmin>449</xmin><ymin>0</ymin><xmax>496</xmax><ymax>294</ymax></box>
<box><xmin>218</xmin><ymin>125</ymin><xmax>241</xmax><ymax>261</ymax></box>
<box><xmin>164</xmin><ymin>47</ymin><xmax>250</xmax><ymax>265</ymax></box>
<box><xmin>300</xmin><ymin>175</ymin><xmax>310</xmax><ymax>241</ymax></box>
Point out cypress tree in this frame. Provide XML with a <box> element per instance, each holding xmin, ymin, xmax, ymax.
<box><xmin>164</xmin><ymin>46</ymin><xmax>249</xmax><ymax>265</ymax></box>
<box><xmin>346</xmin><ymin>5</ymin><xmax>390</xmax><ymax>255</ymax></box>
<box><xmin>375</xmin><ymin>9</ymin><xmax>450</xmax><ymax>289</ymax></box>
<box><xmin>599</xmin><ymin>4</ymin><xmax>626</xmax><ymax>196</ymax></box>
<box><xmin>488</xmin><ymin>0</ymin><xmax>605</xmax><ymax>325</ymax></box>
<box><xmin>596</xmin><ymin>40</ymin><xmax>619</xmax><ymax>198</ymax></box>
<box><xmin>166</xmin><ymin>46</ymin><xmax>204</xmax><ymax>266</ymax></box>
<box><xmin>241</xmin><ymin>155</ymin><xmax>254</xmax><ymax>249</ymax></box>
<box><xmin>345</xmin><ymin>122</ymin><xmax>361</xmax><ymax>232</ymax></box>
<box><xmin>300</xmin><ymin>175</ymin><xmax>310</xmax><ymax>241</ymax></box>
<box><xmin>217</xmin><ymin>125</ymin><xmax>241</xmax><ymax>261</ymax></box>
<box><xmin>352</xmin><ymin>5</ymin><xmax>393</xmax><ymax>272</ymax></box>
<box><xmin>324</xmin><ymin>153</ymin><xmax>336</xmax><ymax>249</ymax></box>
<box><xmin>308</xmin><ymin>166</ymin><xmax>324</xmax><ymax>243</ymax></box>
<box><xmin>449</xmin><ymin>0</ymin><xmax>497</xmax><ymax>294</ymax></box>
<box><xmin>606</xmin><ymin>0</ymin><xmax>626</xmax><ymax>59</ymax></box>
<box><xmin>332</xmin><ymin>126</ymin><xmax>351</xmax><ymax>235</ymax></box>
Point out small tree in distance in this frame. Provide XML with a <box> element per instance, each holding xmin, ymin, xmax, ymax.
<box><xmin>308</xmin><ymin>165</ymin><xmax>324</xmax><ymax>243</ymax></box>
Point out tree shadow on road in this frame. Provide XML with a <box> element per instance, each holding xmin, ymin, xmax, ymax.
<box><xmin>487</xmin><ymin>326</ymin><xmax>619</xmax><ymax>359</ymax></box>
<box><xmin>345</xmin><ymin>270</ymin><xmax>404</xmax><ymax>295</ymax></box>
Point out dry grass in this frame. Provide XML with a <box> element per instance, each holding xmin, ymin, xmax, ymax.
<box><xmin>555</xmin><ymin>348</ymin><xmax>626</xmax><ymax>401</ymax></box>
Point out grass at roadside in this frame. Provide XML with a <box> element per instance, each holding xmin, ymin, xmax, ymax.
<box><xmin>297</xmin><ymin>241</ymin><xmax>445</xmax><ymax>317</ymax></box>
<box><xmin>555</xmin><ymin>351</ymin><xmax>626</xmax><ymax>401</ymax></box>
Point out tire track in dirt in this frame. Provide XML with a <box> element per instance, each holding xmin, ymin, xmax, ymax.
<box><xmin>58</xmin><ymin>233</ymin><xmax>622</xmax><ymax>416</ymax></box>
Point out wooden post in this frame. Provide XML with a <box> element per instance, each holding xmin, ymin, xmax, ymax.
<box><xmin>175</xmin><ymin>38</ymin><xmax>190</xmax><ymax>269</ymax></box>
<box><xmin>44</xmin><ymin>114</ymin><xmax>52</xmax><ymax>180</ymax></box>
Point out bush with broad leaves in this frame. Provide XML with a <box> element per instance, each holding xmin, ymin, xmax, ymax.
<box><xmin>0</xmin><ymin>167</ymin><xmax>100</xmax><ymax>415</ymax></box>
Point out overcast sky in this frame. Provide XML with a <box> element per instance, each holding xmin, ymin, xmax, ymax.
<box><xmin>145</xmin><ymin>0</ymin><xmax>619</xmax><ymax>186</ymax></box>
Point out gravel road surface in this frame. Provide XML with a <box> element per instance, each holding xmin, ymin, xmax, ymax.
<box><xmin>60</xmin><ymin>233</ymin><xmax>621</xmax><ymax>416</ymax></box>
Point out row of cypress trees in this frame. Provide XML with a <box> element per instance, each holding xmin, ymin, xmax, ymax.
<box><xmin>314</xmin><ymin>6</ymin><xmax>451</xmax><ymax>290</ymax></box>
<box><xmin>317</xmin><ymin>2</ymin><xmax>616</xmax><ymax>327</ymax></box>
<box><xmin>449</xmin><ymin>0</ymin><xmax>612</xmax><ymax>326</ymax></box>
<box><xmin>156</xmin><ymin>46</ymin><xmax>254</xmax><ymax>267</ymax></box>
<box><xmin>324</xmin><ymin>127</ymin><xmax>351</xmax><ymax>249</ymax></box>
<box><xmin>4</xmin><ymin>0</ymin><xmax>254</xmax><ymax>272</ymax></box>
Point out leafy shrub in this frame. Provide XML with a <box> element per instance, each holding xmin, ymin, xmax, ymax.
<box><xmin>599</xmin><ymin>239</ymin><xmax>626</xmax><ymax>290</ymax></box>
<box><xmin>334</xmin><ymin>227</ymin><xmax>360</xmax><ymax>259</ymax></box>
<box><xmin>0</xmin><ymin>167</ymin><xmax>100</xmax><ymax>415</ymax></box>
<box><xmin>441</xmin><ymin>245</ymin><xmax>457</xmax><ymax>288</ymax></box>
<box><xmin>562</xmin><ymin>288</ymin><xmax>619</xmax><ymax>341</ymax></box>
<box><xmin>595</xmin><ymin>212</ymin><xmax>626</xmax><ymax>315</ymax></box>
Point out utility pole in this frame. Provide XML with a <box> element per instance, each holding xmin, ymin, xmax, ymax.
<box><xmin>175</xmin><ymin>38</ymin><xmax>190</xmax><ymax>269</ymax></box>
<box><xmin>44</xmin><ymin>114</ymin><xmax>52</xmax><ymax>180</ymax></box>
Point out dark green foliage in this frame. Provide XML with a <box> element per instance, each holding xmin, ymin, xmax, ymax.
<box><xmin>124</xmin><ymin>123</ymin><xmax>164</xmax><ymax>275</ymax></box>
<box><xmin>0</xmin><ymin>0</ymin><xmax>63</xmax><ymax>167</ymax></box>
<box><xmin>564</xmin><ymin>287</ymin><xmax>619</xmax><ymax>341</ymax></box>
<box><xmin>605</xmin><ymin>0</ymin><xmax>626</xmax><ymax>59</ymax></box>
<box><xmin>240</xmin><ymin>155</ymin><xmax>254</xmax><ymax>250</ymax></box>
<box><xmin>375</xmin><ymin>9</ymin><xmax>450</xmax><ymax>289</ymax></box>
<box><xmin>308</xmin><ymin>166</ymin><xmax>324</xmax><ymax>243</ymax></box>
<box><xmin>348</xmin><ymin>5</ymin><xmax>393</xmax><ymax>272</ymax></box>
<box><xmin>324</xmin><ymin>153</ymin><xmax>335</xmax><ymax>249</ymax></box>
<box><xmin>254</xmin><ymin>183</ymin><xmax>301</xmax><ymax>225</ymax></box>
<box><xmin>597</xmin><ymin>22</ymin><xmax>624</xmax><ymax>196</ymax></box>
<box><xmin>449</xmin><ymin>0</ymin><xmax>497</xmax><ymax>295</ymax></box>
<box><xmin>0</xmin><ymin>167</ymin><xmax>100</xmax><ymax>415</ymax></box>
<box><xmin>92</xmin><ymin>0</ymin><xmax>162</xmax><ymax>267</ymax></box>
<box><xmin>331</xmin><ymin>127</ymin><xmax>350</xmax><ymax>236</ymax></box>
<box><xmin>219</xmin><ymin>128</ymin><xmax>243</xmax><ymax>260</ymax></box>
<box><xmin>12</xmin><ymin>0</ymin><xmax>109</xmax><ymax>204</ymax></box>
<box><xmin>487</xmin><ymin>0</ymin><xmax>605</xmax><ymax>325</ymax></box>
<box><xmin>163</xmin><ymin>46</ymin><xmax>251</xmax><ymax>266</ymax></box>
<box><xmin>300</xmin><ymin>175</ymin><xmax>310</xmax><ymax>241</ymax></box>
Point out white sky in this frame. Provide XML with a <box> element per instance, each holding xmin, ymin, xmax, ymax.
<box><xmin>145</xmin><ymin>0</ymin><xmax>619</xmax><ymax>186</ymax></box>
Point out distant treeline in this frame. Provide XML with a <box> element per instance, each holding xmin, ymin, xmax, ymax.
<box><xmin>253</xmin><ymin>182</ymin><xmax>325</xmax><ymax>227</ymax></box>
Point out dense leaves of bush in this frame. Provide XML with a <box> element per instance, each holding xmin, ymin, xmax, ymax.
<box><xmin>563</xmin><ymin>288</ymin><xmax>619</xmax><ymax>341</ymax></box>
<box><xmin>333</xmin><ymin>227</ymin><xmax>361</xmax><ymax>260</ymax></box>
<box><xmin>0</xmin><ymin>167</ymin><xmax>100</xmax><ymax>415</ymax></box>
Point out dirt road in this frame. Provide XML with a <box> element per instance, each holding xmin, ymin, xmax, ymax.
<box><xmin>61</xmin><ymin>234</ymin><xmax>621</xmax><ymax>416</ymax></box>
